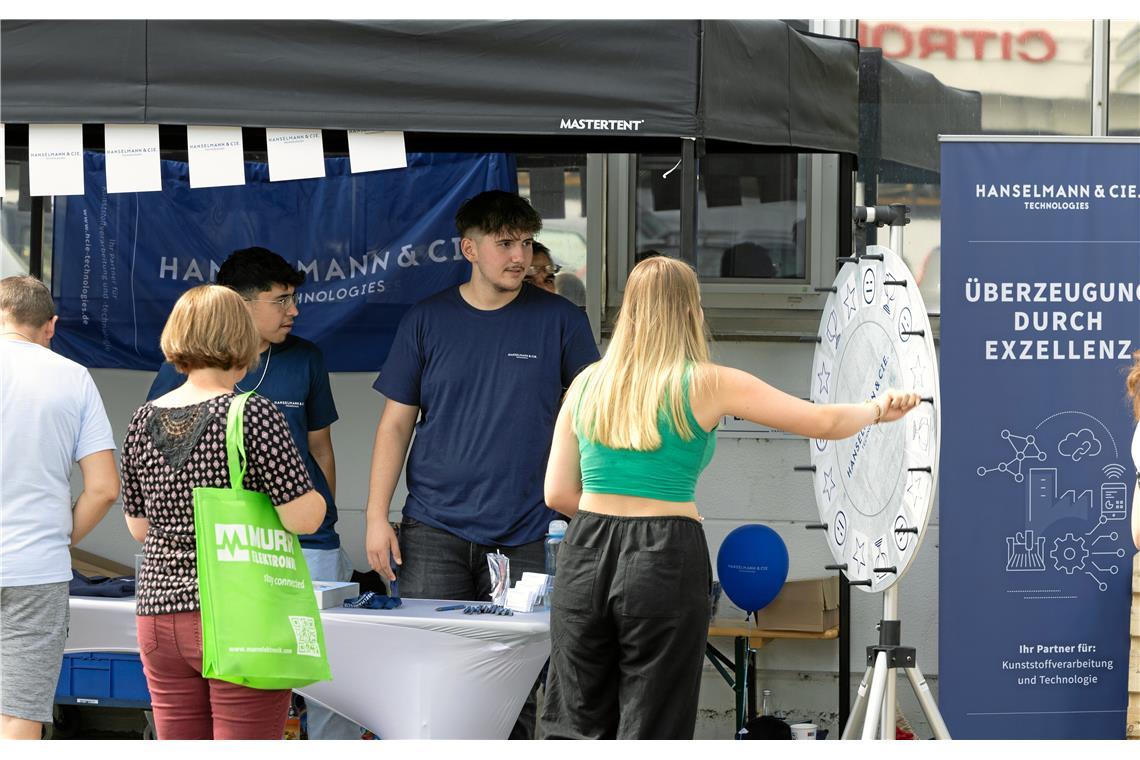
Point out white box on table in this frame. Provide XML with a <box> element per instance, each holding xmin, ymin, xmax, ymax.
<box><xmin>313</xmin><ymin>581</ymin><xmax>360</xmax><ymax>609</ymax></box>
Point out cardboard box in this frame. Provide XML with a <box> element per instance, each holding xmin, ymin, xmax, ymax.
<box><xmin>70</xmin><ymin>548</ymin><xmax>133</xmax><ymax>578</ymax></box>
<box><xmin>751</xmin><ymin>576</ymin><xmax>840</xmax><ymax>632</ymax></box>
<box><xmin>313</xmin><ymin>581</ymin><xmax>360</xmax><ymax>609</ymax></box>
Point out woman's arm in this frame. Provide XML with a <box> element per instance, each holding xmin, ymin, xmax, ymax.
<box><xmin>545</xmin><ymin>403</ymin><xmax>582</xmax><ymax>518</ymax></box>
<box><xmin>244</xmin><ymin>396</ymin><xmax>326</xmax><ymax>536</ymax></box>
<box><xmin>119</xmin><ymin>414</ymin><xmax>148</xmax><ymax>543</ymax></box>
<box><xmin>125</xmin><ymin>516</ymin><xmax>150</xmax><ymax>543</ymax></box>
<box><xmin>707</xmin><ymin>364</ymin><xmax>919</xmax><ymax>440</ymax></box>
<box><xmin>275</xmin><ymin>491</ymin><xmax>327</xmax><ymax>536</ymax></box>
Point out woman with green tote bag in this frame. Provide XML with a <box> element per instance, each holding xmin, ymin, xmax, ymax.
<box><xmin>120</xmin><ymin>285</ymin><xmax>327</xmax><ymax>740</ymax></box>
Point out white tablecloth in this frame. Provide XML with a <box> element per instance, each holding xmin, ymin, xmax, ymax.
<box><xmin>65</xmin><ymin>597</ymin><xmax>551</xmax><ymax>739</ymax></box>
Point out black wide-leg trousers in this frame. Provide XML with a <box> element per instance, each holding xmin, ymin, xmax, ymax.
<box><xmin>540</xmin><ymin>511</ymin><xmax>711</xmax><ymax>739</ymax></box>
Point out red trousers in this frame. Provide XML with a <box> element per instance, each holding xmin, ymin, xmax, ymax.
<box><xmin>136</xmin><ymin>611</ymin><xmax>290</xmax><ymax>740</ymax></box>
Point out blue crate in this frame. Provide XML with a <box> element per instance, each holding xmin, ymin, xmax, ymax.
<box><xmin>55</xmin><ymin>652</ymin><xmax>151</xmax><ymax>708</ymax></box>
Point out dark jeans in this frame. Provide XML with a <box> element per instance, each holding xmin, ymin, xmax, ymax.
<box><xmin>539</xmin><ymin>511</ymin><xmax>711</xmax><ymax>739</ymax></box>
<box><xmin>397</xmin><ymin>516</ymin><xmax>545</xmax><ymax>739</ymax></box>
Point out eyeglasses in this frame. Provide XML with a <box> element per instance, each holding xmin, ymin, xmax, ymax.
<box><xmin>245</xmin><ymin>293</ymin><xmax>300</xmax><ymax>309</ymax></box>
<box><xmin>526</xmin><ymin>264</ymin><xmax>561</xmax><ymax>277</ymax></box>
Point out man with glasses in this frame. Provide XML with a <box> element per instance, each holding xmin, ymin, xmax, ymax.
<box><xmin>524</xmin><ymin>242</ymin><xmax>560</xmax><ymax>293</ymax></box>
<box><xmin>146</xmin><ymin>246</ymin><xmax>357</xmax><ymax>740</ymax></box>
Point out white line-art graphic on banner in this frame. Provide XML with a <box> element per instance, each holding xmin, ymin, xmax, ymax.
<box><xmin>988</xmin><ymin>410</ymin><xmax>1130</xmax><ymax>595</ymax></box>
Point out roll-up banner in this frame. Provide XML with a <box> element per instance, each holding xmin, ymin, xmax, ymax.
<box><xmin>50</xmin><ymin>151</ymin><xmax>517</xmax><ymax>371</ymax></box>
<box><xmin>940</xmin><ymin>137</ymin><xmax>1140</xmax><ymax>739</ymax></box>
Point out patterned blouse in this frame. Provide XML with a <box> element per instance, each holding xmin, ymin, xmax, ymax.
<box><xmin>121</xmin><ymin>392</ymin><xmax>313</xmax><ymax>616</ymax></box>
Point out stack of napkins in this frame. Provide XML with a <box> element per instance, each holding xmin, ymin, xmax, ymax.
<box><xmin>313</xmin><ymin>580</ymin><xmax>360</xmax><ymax>609</ymax></box>
<box><xmin>506</xmin><ymin>572</ymin><xmax>553</xmax><ymax>612</ymax></box>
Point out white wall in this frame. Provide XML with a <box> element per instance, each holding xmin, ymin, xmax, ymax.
<box><xmin>80</xmin><ymin>336</ymin><xmax>942</xmax><ymax>739</ymax></box>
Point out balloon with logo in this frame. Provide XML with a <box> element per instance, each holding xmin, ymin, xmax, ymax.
<box><xmin>716</xmin><ymin>524</ymin><xmax>789</xmax><ymax>613</ymax></box>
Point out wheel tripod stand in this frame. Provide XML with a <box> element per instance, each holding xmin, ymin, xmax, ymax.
<box><xmin>841</xmin><ymin>584</ymin><xmax>951</xmax><ymax>739</ymax></box>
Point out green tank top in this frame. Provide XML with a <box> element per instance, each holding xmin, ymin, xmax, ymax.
<box><xmin>575</xmin><ymin>365</ymin><xmax>717</xmax><ymax>502</ymax></box>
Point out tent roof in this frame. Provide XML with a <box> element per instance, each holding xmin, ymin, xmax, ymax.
<box><xmin>1</xmin><ymin>20</ymin><xmax>858</xmax><ymax>155</ymax></box>
<box><xmin>859</xmin><ymin>48</ymin><xmax>982</xmax><ymax>174</ymax></box>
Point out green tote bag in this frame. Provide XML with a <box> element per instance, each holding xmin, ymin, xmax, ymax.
<box><xmin>193</xmin><ymin>391</ymin><xmax>332</xmax><ymax>690</ymax></box>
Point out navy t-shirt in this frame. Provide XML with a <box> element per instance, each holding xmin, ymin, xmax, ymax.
<box><xmin>374</xmin><ymin>284</ymin><xmax>599</xmax><ymax>546</ymax></box>
<box><xmin>146</xmin><ymin>335</ymin><xmax>341</xmax><ymax>549</ymax></box>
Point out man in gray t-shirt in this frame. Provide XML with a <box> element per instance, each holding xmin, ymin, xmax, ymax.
<box><xmin>0</xmin><ymin>276</ymin><xmax>119</xmax><ymax>740</ymax></box>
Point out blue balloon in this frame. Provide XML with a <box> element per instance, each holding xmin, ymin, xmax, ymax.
<box><xmin>716</xmin><ymin>524</ymin><xmax>789</xmax><ymax>612</ymax></box>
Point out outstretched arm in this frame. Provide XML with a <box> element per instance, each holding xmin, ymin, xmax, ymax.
<box><xmin>711</xmin><ymin>364</ymin><xmax>919</xmax><ymax>440</ymax></box>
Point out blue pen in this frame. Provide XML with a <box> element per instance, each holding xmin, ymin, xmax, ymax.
<box><xmin>435</xmin><ymin>604</ymin><xmax>466</xmax><ymax>612</ymax></box>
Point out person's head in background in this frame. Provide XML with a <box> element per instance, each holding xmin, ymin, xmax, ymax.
<box><xmin>0</xmin><ymin>275</ymin><xmax>56</xmax><ymax>348</ymax></box>
<box><xmin>525</xmin><ymin>242</ymin><xmax>559</xmax><ymax>293</ymax></box>
<box><xmin>555</xmin><ymin>271</ymin><xmax>586</xmax><ymax>309</ymax></box>
<box><xmin>217</xmin><ymin>247</ymin><xmax>306</xmax><ymax>352</ymax></box>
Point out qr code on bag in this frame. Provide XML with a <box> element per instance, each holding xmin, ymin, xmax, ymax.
<box><xmin>288</xmin><ymin>615</ymin><xmax>321</xmax><ymax>657</ymax></box>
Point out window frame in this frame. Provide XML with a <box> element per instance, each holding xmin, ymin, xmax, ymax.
<box><xmin>602</xmin><ymin>151</ymin><xmax>842</xmax><ymax>335</ymax></box>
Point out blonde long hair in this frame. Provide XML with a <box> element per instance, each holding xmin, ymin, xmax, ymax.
<box><xmin>567</xmin><ymin>256</ymin><xmax>711</xmax><ymax>450</ymax></box>
<box><xmin>1128</xmin><ymin>351</ymin><xmax>1140</xmax><ymax>420</ymax></box>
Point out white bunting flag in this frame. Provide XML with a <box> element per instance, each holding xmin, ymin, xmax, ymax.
<box><xmin>104</xmin><ymin>124</ymin><xmax>162</xmax><ymax>194</ymax></box>
<box><xmin>347</xmin><ymin>130</ymin><xmax>407</xmax><ymax>174</ymax></box>
<box><xmin>266</xmin><ymin>128</ymin><xmax>326</xmax><ymax>182</ymax></box>
<box><xmin>29</xmin><ymin>124</ymin><xmax>85</xmax><ymax>197</ymax></box>
<box><xmin>186</xmin><ymin>126</ymin><xmax>245</xmax><ymax>189</ymax></box>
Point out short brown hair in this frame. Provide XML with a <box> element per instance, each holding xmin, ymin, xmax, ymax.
<box><xmin>0</xmin><ymin>276</ymin><xmax>55</xmax><ymax>327</ymax></box>
<box><xmin>160</xmin><ymin>285</ymin><xmax>260</xmax><ymax>374</ymax></box>
<box><xmin>454</xmin><ymin>190</ymin><xmax>542</xmax><ymax>239</ymax></box>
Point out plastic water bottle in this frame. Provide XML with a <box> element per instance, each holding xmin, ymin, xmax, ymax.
<box><xmin>545</xmin><ymin>520</ymin><xmax>568</xmax><ymax>575</ymax></box>
<box><xmin>544</xmin><ymin>520</ymin><xmax>568</xmax><ymax>609</ymax></box>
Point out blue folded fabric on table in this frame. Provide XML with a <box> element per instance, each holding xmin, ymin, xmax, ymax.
<box><xmin>343</xmin><ymin>591</ymin><xmax>402</xmax><ymax>610</ymax></box>
<box><xmin>69</xmin><ymin>569</ymin><xmax>136</xmax><ymax>597</ymax></box>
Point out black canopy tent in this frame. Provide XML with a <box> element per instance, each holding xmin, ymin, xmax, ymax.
<box><xmin>3</xmin><ymin>20</ymin><xmax>862</xmax><ymax>275</ymax></box>
<box><xmin>2</xmin><ymin>20</ymin><xmax>857</xmax><ymax>152</ymax></box>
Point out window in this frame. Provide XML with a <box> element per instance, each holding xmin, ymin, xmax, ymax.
<box><xmin>858</xmin><ymin>19</ymin><xmax>1098</xmax><ymax>314</ymax></box>
<box><xmin>2</xmin><ymin>159</ymin><xmax>32</xmax><ymax>277</ymax></box>
<box><xmin>633</xmin><ymin>153</ymin><xmax>809</xmax><ymax>281</ymax></box>
<box><xmin>859</xmin><ymin>20</ymin><xmax>1094</xmax><ymax>136</ymax></box>
<box><xmin>1109</xmin><ymin>20</ymin><xmax>1140</xmax><ymax>135</ymax></box>
<box><xmin>1</xmin><ymin>156</ymin><xmax>54</xmax><ymax>282</ymax></box>
<box><xmin>517</xmin><ymin>155</ymin><xmax>590</xmax><ymax>310</ymax></box>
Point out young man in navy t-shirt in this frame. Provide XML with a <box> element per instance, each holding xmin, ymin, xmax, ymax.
<box><xmin>146</xmin><ymin>246</ymin><xmax>358</xmax><ymax>740</ymax></box>
<box><xmin>366</xmin><ymin>191</ymin><xmax>599</xmax><ymax>738</ymax></box>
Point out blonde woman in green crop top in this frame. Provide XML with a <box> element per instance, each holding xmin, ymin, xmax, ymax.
<box><xmin>538</xmin><ymin>255</ymin><xmax>920</xmax><ymax>740</ymax></box>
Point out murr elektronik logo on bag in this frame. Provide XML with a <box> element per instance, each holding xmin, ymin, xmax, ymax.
<box><xmin>215</xmin><ymin>523</ymin><xmax>297</xmax><ymax>569</ymax></box>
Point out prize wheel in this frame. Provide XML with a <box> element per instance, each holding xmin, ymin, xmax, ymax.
<box><xmin>808</xmin><ymin>245</ymin><xmax>940</xmax><ymax>592</ymax></box>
